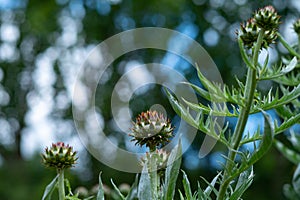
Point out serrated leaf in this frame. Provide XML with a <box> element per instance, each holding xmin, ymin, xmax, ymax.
<box><xmin>164</xmin><ymin>139</ymin><xmax>182</xmax><ymax>200</ymax></box>
<box><xmin>276</xmin><ymin>105</ymin><xmax>294</xmax><ymax>119</ymax></box>
<box><xmin>42</xmin><ymin>174</ymin><xmax>59</xmax><ymax>200</ymax></box>
<box><xmin>97</xmin><ymin>172</ymin><xmax>105</xmax><ymax>200</ymax></box>
<box><xmin>182</xmin><ymin>98</ymin><xmax>238</xmax><ymax>117</ymax></box>
<box><xmin>273</xmin><ymin>72</ymin><xmax>300</xmax><ymax>86</ymax></box>
<box><xmin>164</xmin><ymin>88</ymin><xmax>198</xmax><ymax>128</ymax></box>
<box><xmin>251</xmin><ymin>85</ymin><xmax>300</xmax><ymax>113</ymax></box>
<box><xmin>258</xmin><ymin>57</ymin><xmax>297</xmax><ymax>81</ymax></box>
<box><xmin>182</xmin><ymin>81</ymin><xmax>212</xmax><ymax>102</ymax></box>
<box><xmin>275</xmin><ymin>113</ymin><xmax>300</xmax><ymax>135</ymax></box>
<box><xmin>165</xmin><ymin>88</ymin><xmax>229</xmax><ymax>146</ymax></box>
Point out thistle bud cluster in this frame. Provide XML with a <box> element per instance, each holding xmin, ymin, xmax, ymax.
<box><xmin>140</xmin><ymin>149</ymin><xmax>169</xmax><ymax>176</ymax></box>
<box><xmin>42</xmin><ymin>142</ymin><xmax>78</xmax><ymax>170</ymax></box>
<box><xmin>140</xmin><ymin>149</ymin><xmax>169</xmax><ymax>169</ymax></box>
<box><xmin>239</xmin><ymin>5</ymin><xmax>280</xmax><ymax>49</ymax></box>
<box><xmin>130</xmin><ymin>110</ymin><xmax>174</xmax><ymax>151</ymax></box>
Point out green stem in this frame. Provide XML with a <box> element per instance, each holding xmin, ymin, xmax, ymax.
<box><xmin>58</xmin><ymin>169</ymin><xmax>65</xmax><ymax>200</ymax></box>
<box><xmin>298</xmin><ymin>36</ymin><xmax>300</xmax><ymax>55</ymax></box>
<box><xmin>217</xmin><ymin>30</ymin><xmax>264</xmax><ymax>200</ymax></box>
<box><xmin>277</xmin><ymin>33</ymin><xmax>300</xmax><ymax>59</ymax></box>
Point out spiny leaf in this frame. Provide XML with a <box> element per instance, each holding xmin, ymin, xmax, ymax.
<box><xmin>273</xmin><ymin>71</ymin><xmax>300</xmax><ymax>86</ymax></box>
<box><xmin>192</xmin><ymin>64</ymin><xmax>245</xmax><ymax>106</ymax></box>
<box><xmin>276</xmin><ymin>105</ymin><xmax>295</xmax><ymax>119</ymax></box>
<box><xmin>251</xmin><ymin>85</ymin><xmax>300</xmax><ymax>113</ymax></box>
<box><xmin>275</xmin><ymin>112</ymin><xmax>300</xmax><ymax>135</ymax></box>
<box><xmin>182</xmin><ymin>99</ymin><xmax>239</xmax><ymax>117</ymax></box>
<box><xmin>164</xmin><ymin>88</ymin><xmax>228</xmax><ymax>145</ymax></box>
<box><xmin>258</xmin><ymin>57</ymin><xmax>297</xmax><ymax>81</ymax></box>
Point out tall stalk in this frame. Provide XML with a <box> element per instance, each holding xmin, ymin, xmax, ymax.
<box><xmin>217</xmin><ymin>29</ymin><xmax>264</xmax><ymax>200</ymax></box>
<box><xmin>58</xmin><ymin>169</ymin><xmax>65</xmax><ymax>200</ymax></box>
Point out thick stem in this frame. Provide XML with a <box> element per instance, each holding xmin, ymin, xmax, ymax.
<box><xmin>58</xmin><ymin>169</ymin><xmax>65</xmax><ymax>200</ymax></box>
<box><xmin>217</xmin><ymin>30</ymin><xmax>264</xmax><ymax>200</ymax></box>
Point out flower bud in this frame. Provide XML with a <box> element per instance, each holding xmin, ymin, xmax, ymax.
<box><xmin>254</xmin><ymin>5</ymin><xmax>280</xmax><ymax>31</ymax></box>
<box><xmin>130</xmin><ymin>110</ymin><xmax>174</xmax><ymax>151</ymax></box>
<box><xmin>42</xmin><ymin>142</ymin><xmax>78</xmax><ymax>170</ymax></box>
<box><xmin>239</xmin><ymin>18</ymin><xmax>259</xmax><ymax>49</ymax></box>
<box><xmin>140</xmin><ymin>149</ymin><xmax>169</xmax><ymax>176</ymax></box>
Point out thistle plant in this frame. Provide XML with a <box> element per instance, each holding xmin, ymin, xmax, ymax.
<box><xmin>129</xmin><ymin>110</ymin><xmax>182</xmax><ymax>200</ymax></box>
<box><xmin>40</xmin><ymin>5</ymin><xmax>300</xmax><ymax>200</ymax></box>
<box><xmin>165</xmin><ymin>5</ymin><xmax>300</xmax><ymax>199</ymax></box>
<box><xmin>41</xmin><ymin>142</ymin><xmax>82</xmax><ymax>200</ymax></box>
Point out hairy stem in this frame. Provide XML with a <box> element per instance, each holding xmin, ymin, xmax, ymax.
<box><xmin>58</xmin><ymin>169</ymin><xmax>65</xmax><ymax>200</ymax></box>
<box><xmin>217</xmin><ymin>30</ymin><xmax>264</xmax><ymax>200</ymax></box>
